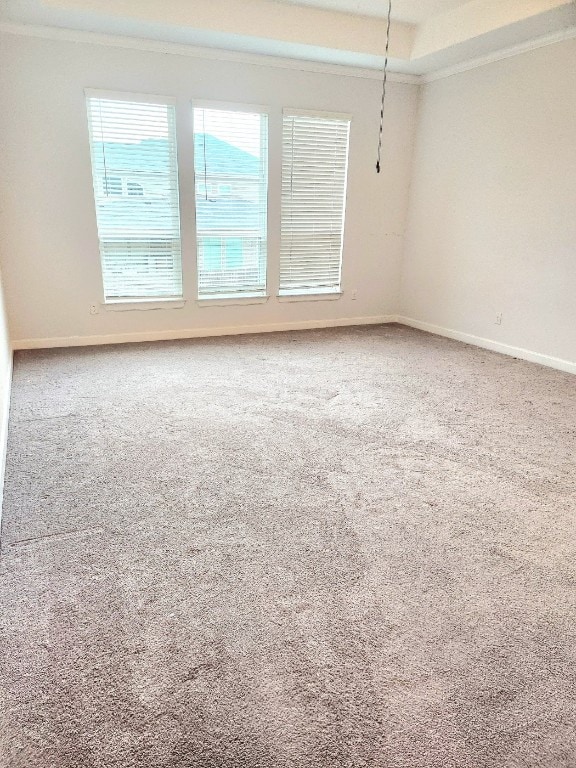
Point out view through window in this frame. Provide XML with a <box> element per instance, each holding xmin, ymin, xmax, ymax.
<box><xmin>86</xmin><ymin>94</ymin><xmax>183</xmax><ymax>301</ymax></box>
<box><xmin>193</xmin><ymin>106</ymin><xmax>268</xmax><ymax>298</ymax></box>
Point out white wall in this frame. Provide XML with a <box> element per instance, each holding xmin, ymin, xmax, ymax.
<box><xmin>0</xmin><ymin>265</ymin><xmax>13</xmax><ymax>515</ymax></box>
<box><xmin>0</xmin><ymin>32</ymin><xmax>419</xmax><ymax>346</ymax></box>
<box><xmin>0</xmin><ymin>272</ymin><xmax>12</xmax><ymax>392</ymax></box>
<box><xmin>400</xmin><ymin>38</ymin><xmax>576</xmax><ymax>368</ymax></box>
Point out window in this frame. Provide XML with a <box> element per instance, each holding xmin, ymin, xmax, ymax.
<box><xmin>127</xmin><ymin>181</ymin><xmax>144</xmax><ymax>197</ymax></box>
<box><xmin>103</xmin><ymin>176</ymin><xmax>122</xmax><ymax>196</ymax></box>
<box><xmin>280</xmin><ymin>110</ymin><xmax>351</xmax><ymax>295</ymax></box>
<box><xmin>193</xmin><ymin>105</ymin><xmax>268</xmax><ymax>298</ymax></box>
<box><xmin>86</xmin><ymin>92</ymin><xmax>183</xmax><ymax>301</ymax></box>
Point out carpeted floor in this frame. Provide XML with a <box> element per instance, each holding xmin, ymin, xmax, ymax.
<box><xmin>1</xmin><ymin>324</ymin><xmax>575</xmax><ymax>767</ymax></box>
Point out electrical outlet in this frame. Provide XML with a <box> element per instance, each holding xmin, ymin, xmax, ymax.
<box><xmin>495</xmin><ymin>312</ymin><xmax>503</xmax><ymax>325</ymax></box>
<box><xmin>351</xmin><ymin>289</ymin><xmax>358</xmax><ymax>301</ymax></box>
<box><xmin>90</xmin><ymin>304</ymin><xmax>99</xmax><ymax>315</ymax></box>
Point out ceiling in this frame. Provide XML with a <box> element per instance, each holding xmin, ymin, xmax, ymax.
<box><xmin>1</xmin><ymin>0</ymin><xmax>575</xmax><ymax>77</ymax></box>
<box><xmin>277</xmin><ymin>0</ymin><xmax>470</xmax><ymax>25</ymax></box>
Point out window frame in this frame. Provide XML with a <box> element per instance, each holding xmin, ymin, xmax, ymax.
<box><xmin>191</xmin><ymin>99</ymin><xmax>271</xmax><ymax>302</ymax></box>
<box><xmin>279</xmin><ymin>107</ymin><xmax>351</xmax><ymax>299</ymax></box>
<box><xmin>85</xmin><ymin>88</ymin><xmax>184</xmax><ymax>306</ymax></box>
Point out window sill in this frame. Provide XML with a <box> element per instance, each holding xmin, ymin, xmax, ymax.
<box><xmin>197</xmin><ymin>294</ymin><xmax>269</xmax><ymax>307</ymax></box>
<box><xmin>104</xmin><ymin>298</ymin><xmax>186</xmax><ymax>312</ymax></box>
<box><xmin>277</xmin><ymin>291</ymin><xmax>342</xmax><ymax>303</ymax></box>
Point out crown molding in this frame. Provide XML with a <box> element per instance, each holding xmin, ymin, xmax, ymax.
<box><xmin>423</xmin><ymin>24</ymin><xmax>576</xmax><ymax>83</ymax></box>
<box><xmin>0</xmin><ymin>22</ymin><xmax>420</xmax><ymax>84</ymax></box>
<box><xmin>2</xmin><ymin>18</ymin><xmax>575</xmax><ymax>87</ymax></box>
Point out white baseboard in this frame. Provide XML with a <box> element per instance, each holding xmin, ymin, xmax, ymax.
<box><xmin>0</xmin><ymin>351</ymin><xmax>13</xmax><ymax>523</ymax></box>
<box><xmin>13</xmin><ymin>314</ymin><xmax>576</xmax><ymax>375</ymax></box>
<box><xmin>396</xmin><ymin>316</ymin><xmax>576</xmax><ymax>375</ymax></box>
<box><xmin>12</xmin><ymin>315</ymin><xmax>397</xmax><ymax>350</ymax></box>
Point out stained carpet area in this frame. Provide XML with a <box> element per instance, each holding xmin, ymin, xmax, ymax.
<box><xmin>1</xmin><ymin>324</ymin><xmax>576</xmax><ymax>767</ymax></box>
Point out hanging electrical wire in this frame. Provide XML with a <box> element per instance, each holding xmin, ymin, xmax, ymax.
<box><xmin>376</xmin><ymin>0</ymin><xmax>392</xmax><ymax>174</ymax></box>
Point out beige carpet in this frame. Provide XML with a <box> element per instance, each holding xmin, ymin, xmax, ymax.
<box><xmin>1</xmin><ymin>324</ymin><xmax>575</xmax><ymax>767</ymax></box>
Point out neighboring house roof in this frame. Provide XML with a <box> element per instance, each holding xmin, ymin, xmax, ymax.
<box><xmin>93</xmin><ymin>135</ymin><xmax>260</xmax><ymax>175</ymax></box>
<box><xmin>193</xmin><ymin>134</ymin><xmax>261</xmax><ymax>177</ymax></box>
<box><xmin>93</xmin><ymin>138</ymin><xmax>172</xmax><ymax>172</ymax></box>
<box><xmin>95</xmin><ymin>135</ymin><xmax>262</xmax><ymax>236</ymax></box>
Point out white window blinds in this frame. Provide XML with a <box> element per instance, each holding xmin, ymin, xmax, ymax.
<box><xmin>86</xmin><ymin>93</ymin><xmax>183</xmax><ymax>301</ymax></box>
<box><xmin>193</xmin><ymin>106</ymin><xmax>268</xmax><ymax>298</ymax></box>
<box><xmin>280</xmin><ymin>110</ymin><xmax>350</xmax><ymax>295</ymax></box>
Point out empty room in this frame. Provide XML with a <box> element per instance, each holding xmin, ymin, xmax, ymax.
<box><xmin>0</xmin><ymin>0</ymin><xmax>575</xmax><ymax>765</ymax></box>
